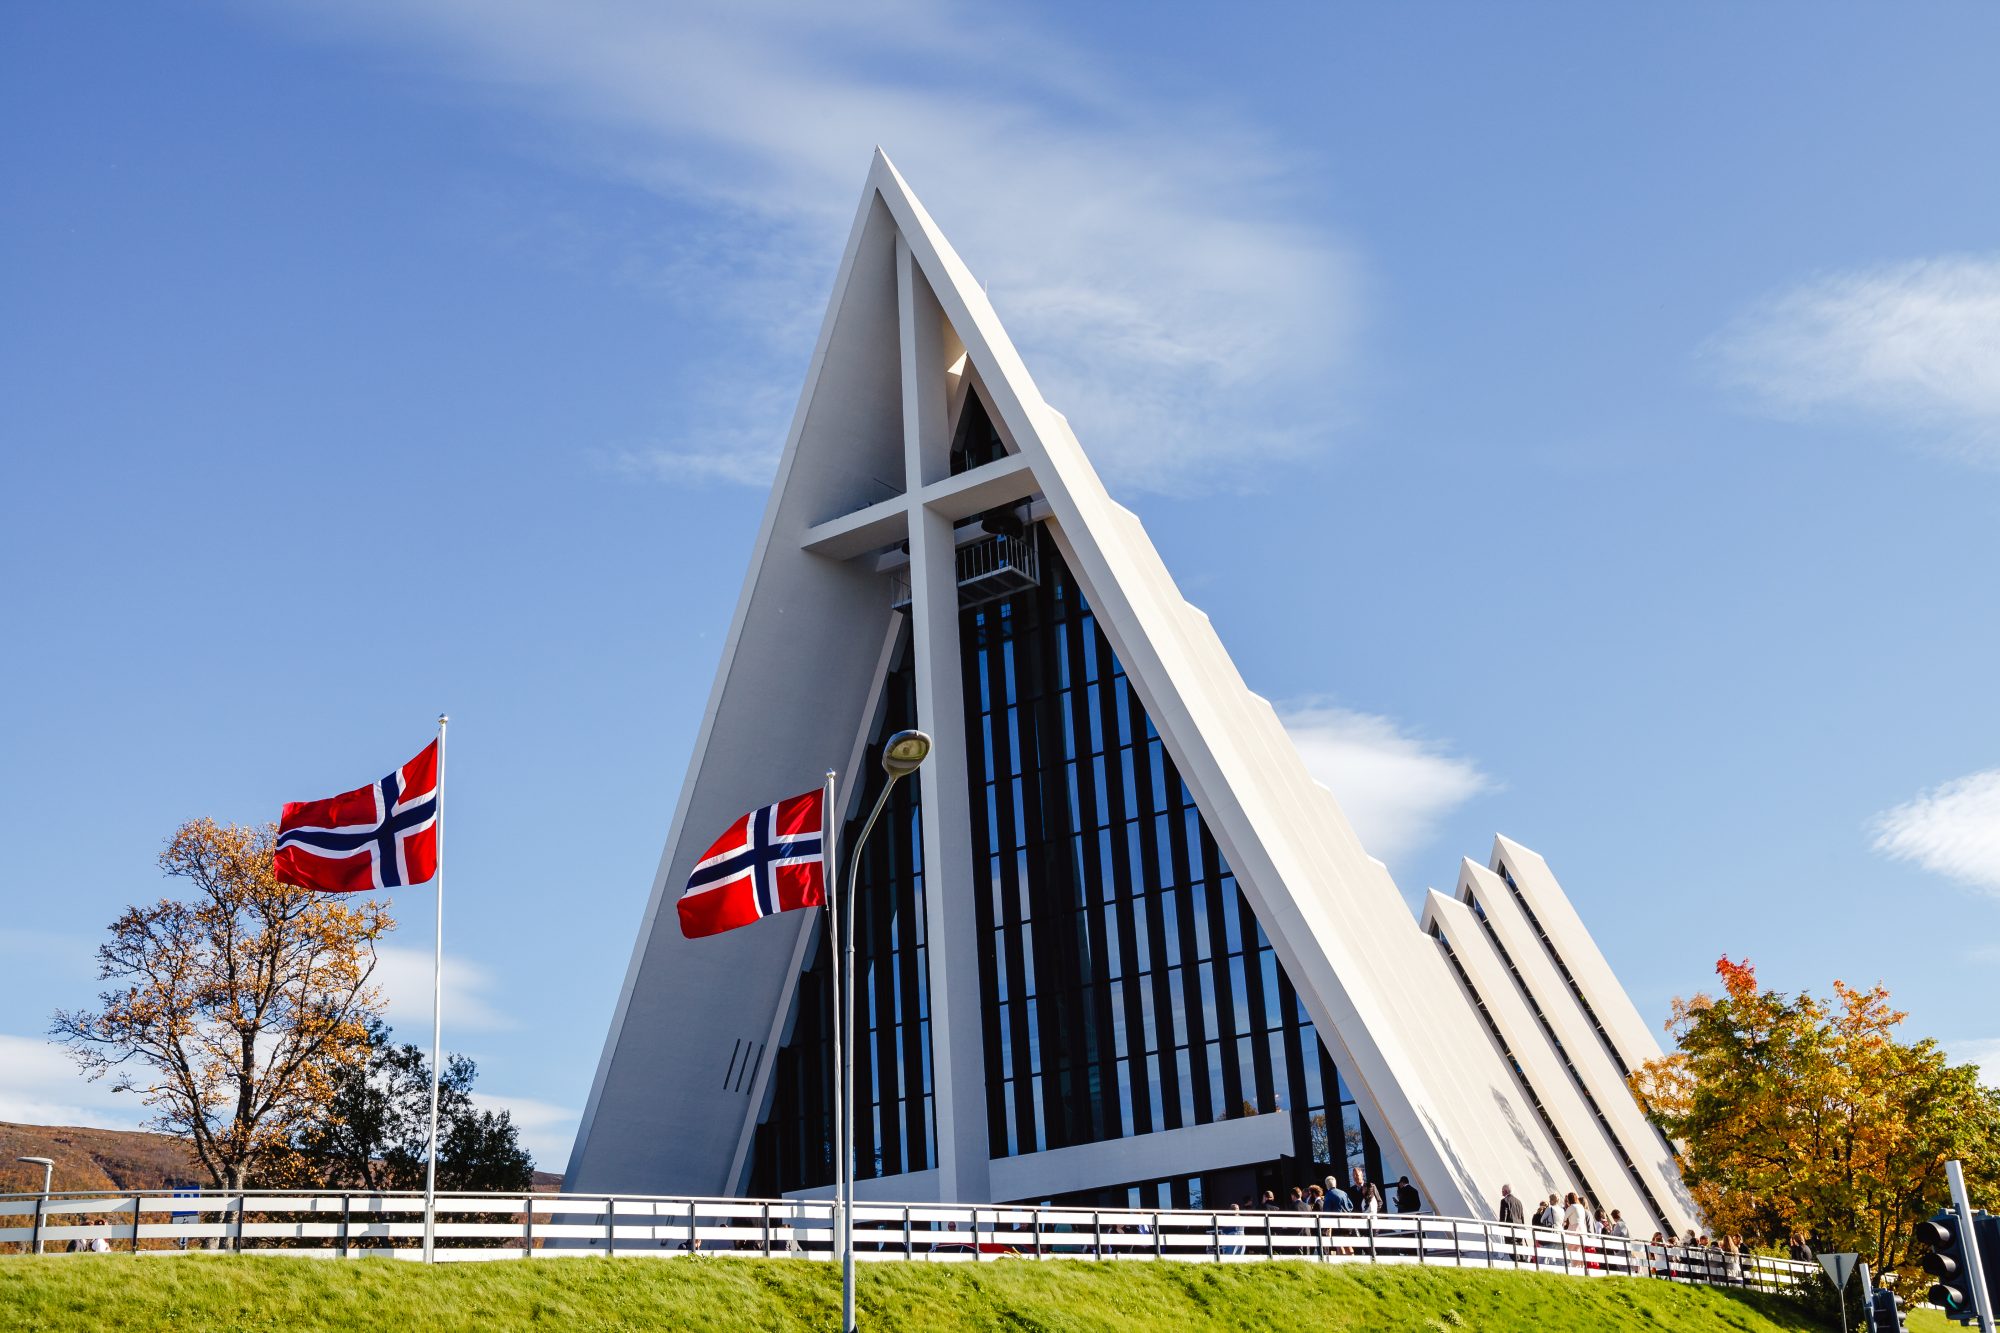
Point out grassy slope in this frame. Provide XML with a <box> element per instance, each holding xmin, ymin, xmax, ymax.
<box><xmin>0</xmin><ymin>1255</ymin><xmax>1865</xmax><ymax>1333</ymax></box>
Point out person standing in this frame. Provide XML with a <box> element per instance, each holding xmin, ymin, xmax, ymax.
<box><xmin>1393</xmin><ymin>1176</ymin><xmax>1420</xmax><ymax>1214</ymax></box>
<box><xmin>1561</xmin><ymin>1192</ymin><xmax>1588</xmax><ymax>1232</ymax></box>
<box><xmin>1348</xmin><ymin>1167</ymin><xmax>1383</xmax><ymax>1215</ymax></box>
<box><xmin>1495</xmin><ymin>1184</ymin><xmax>1526</xmax><ymax>1268</ymax></box>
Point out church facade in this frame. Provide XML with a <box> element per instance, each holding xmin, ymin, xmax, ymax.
<box><xmin>564</xmin><ymin>153</ymin><xmax>1697</xmax><ymax>1234</ymax></box>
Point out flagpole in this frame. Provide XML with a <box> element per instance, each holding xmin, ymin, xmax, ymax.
<box><xmin>822</xmin><ymin>769</ymin><xmax>843</xmax><ymax>1278</ymax></box>
<box><xmin>423</xmin><ymin>713</ymin><xmax>448</xmax><ymax>1263</ymax></box>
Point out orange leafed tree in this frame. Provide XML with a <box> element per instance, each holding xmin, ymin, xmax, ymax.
<box><xmin>1631</xmin><ymin>955</ymin><xmax>2000</xmax><ymax>1285</ymax></box>
<box><xmin>52</xmin><ymin>819</ymin><xmax>392</xmax><ymax>1190</ymax></box>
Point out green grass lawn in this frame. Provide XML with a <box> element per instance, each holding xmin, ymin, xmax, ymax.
<box><xmin>0</xmin><ymin>1254</ymin><xmax>1872</xmax><ymax>1332</ymax></box>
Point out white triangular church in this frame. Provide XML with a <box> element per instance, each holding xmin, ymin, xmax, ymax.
<box><xmin>566</xmin><ymin>152</ymin><xmax>1698</xmax><ymax>1233</ymax></box>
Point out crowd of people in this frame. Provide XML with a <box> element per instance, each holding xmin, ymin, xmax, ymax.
<box><xmin>1229</xmin><ymin>1166</ymin><xmax>1424</xmax><ymax>1217</ymax></box>
<box><xmin>1223</xmin><ymin>1171</ymin><xmax>1798</xmax><ymax>1286</ymax></box>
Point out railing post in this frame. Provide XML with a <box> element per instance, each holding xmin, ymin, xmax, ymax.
<box><xmin>340</xmin><ymin>1194</ymin><xmax>352</xmax><ymax>1258</ymax></box>
<box><xmin>1092</xmin><ymin>1210</ymin><xmax>1102</xmax><ymax>1260</ymax></box>
<box><xmin>1315</xmin><ymin>1212</ymin><xmax>1325</xmax><ymax>1262</ymax></box>
<box><xmin>131</xmin><ymin>1194</ymin><xmax>142</xmax><ymax>1253</ymax></box>
<box><xmin>687</xmin><ymin>1199</ymin><xmax>698</xmax><ymax>1254</ymax></box>
<box><xmin>1264</xmin><ymin>1211</ymin><xmax>1274</xmax><ymax>1261</ymax></box>
<box><xmin>523</xmin><ymin>1194</ymin><xmax>534</xmax><ymax>1258</ymax></box>
<box><xmin>1154</xmin><ymin>1212</ymin><xmax>1163</xmax><ymax>1261</ymax></box>
<box><xmin>904</xmin><ymin>1205</ymin><xmax>913</xmax><ymax>1260</ymax></box>
<box><xmin>603</xmin><ymin>1197</ymin><xmax>614</xmax><ymax>1256</ymax></box>
<box><xmin>233</xmin><ymin>1194</ymin><xmax>245</xmax><ymax>1252</ymax></box>
<box><xmin>1366</xmin><ymin>1211</ymin><xmax>1376</xmax><ymax>1264</ymax></box>
<box><xmin>1211</xmin><ymin>1212</ymin><xmax>1220</xmax><ymax>1262</ymax></box>
<box><xmin>1415</xmin><ymin>1216</ymin><xmax>1426</xmax><ymax>1264</ymax></box>
<box><xmin>760</xmin><ymin>1201</ymin><xmax>771</xmax><ymax>1259</ymax></box>
<box><xmin>29</xmin><ymin>1193</ymin><xmax>44</xmax><ymax>1256</ymax></box>
<box><xmin>1034</xmin><ymin>1207</ymin><xmax>1044</xmax><ymax>1260</ymax></box>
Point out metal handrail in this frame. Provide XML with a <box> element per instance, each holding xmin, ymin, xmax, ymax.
<box><xmin>0</xmin><ymin>1186</ymin><xmax>1823</xmax><ymax>1295</ymax></box>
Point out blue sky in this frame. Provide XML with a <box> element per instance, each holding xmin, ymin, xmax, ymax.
<box><xmin>4</xmin><ymin>2</ymin><xmax>1998</xmax><ymax>1172</ymax></box>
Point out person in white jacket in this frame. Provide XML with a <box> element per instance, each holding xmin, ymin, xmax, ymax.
<box><xmin>1562</xmin><ymin>1193</ymin><xmax>1589</xmax><ymax>1231</ymax></box>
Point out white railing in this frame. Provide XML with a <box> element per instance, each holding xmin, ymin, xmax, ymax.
<box><xmin>0</xmin><ymin>1188</ymin><xmax>1820</xmax><ymax>1293</ymax></box>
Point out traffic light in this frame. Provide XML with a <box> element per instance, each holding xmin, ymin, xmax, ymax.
<box><xmin>1867</xmin><ymin>1288</ymin><xmax>1906</xmax><ymax>1333</ymax></box>
<box><xmin>1915</xmin><ymin>1211</ymin><xmax>1977</xmax><ymax>1326</ymax></box>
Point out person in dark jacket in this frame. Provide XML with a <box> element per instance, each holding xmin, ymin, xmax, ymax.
<box><xmin>1393</xmin><ymin>1177</ymin><xmax>1421</xmax><ymax>1213</ymax></box>
<box><xmin>1497</xmin><ymin>1184</ymin><xmax>1526</xmax><ymax>1225</ymax></box>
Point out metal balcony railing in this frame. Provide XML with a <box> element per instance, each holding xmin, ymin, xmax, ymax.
<box><xmin>887</xmin><ymin>533</ymin><xmax>1041</xmax><ymax>614</ymax></box>
<box><xmin>955</xmin><ymin>533</ymin><xmax>1038</xmax><ymax>608</ymax></box>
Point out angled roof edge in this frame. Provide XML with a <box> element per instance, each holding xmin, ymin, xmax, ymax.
<box><xmin>566</xmin><ymin>162</ymin><xmax>905</xmax><ymax>1182</ymax></box>
<box><xmin>869</xmin><ymin>153</ymin><xmax>1568</xmax><ymax>1212</ymax></box>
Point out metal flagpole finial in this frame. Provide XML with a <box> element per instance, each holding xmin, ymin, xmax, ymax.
<box><xmin>439</xmin><ymin>713</ymin><xmax>449</xmax><ymax>725</ymax></box>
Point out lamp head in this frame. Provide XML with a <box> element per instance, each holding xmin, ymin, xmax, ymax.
<box><xmin>880</xmin><ymin>729</ymin><xmax>933</xmax><ymax>778</ymax></box>
<box><xmin>17</xmin><ymin>1157</ymin><xmax>54</xmax><ymax>1168</ymax></box>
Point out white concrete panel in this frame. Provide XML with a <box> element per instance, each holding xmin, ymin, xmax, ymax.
<box><xmin>1422</xmin><ymin>889</ymin><xmax>1643</xmax><ymax>1221</ymax></box>
<box><xmin>1491</xmin><ymin>837</ymin><xmax>1668</xmax><ymax>1077</ymax></box>
<box><xmin>566</xmin><ymin>191</ymin><xmax>910</xmax><ymax>1196</ymax></box>
<box><xmin>1459</xmin><ymin>862</ymin><xmax>1700</xmax><ymax>1234</ymax></box>
<box><xmin>899</xmin><ymin>237</ymin><xmax>991</xmax><ymax>1201</ymax></box>
<box><xmin>989</xmin><ymin>1114</ymin><xmax>1295</xmax><ymax>1204</ymax></box>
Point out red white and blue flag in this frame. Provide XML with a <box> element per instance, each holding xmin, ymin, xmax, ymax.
<box><xmin>678</xmin><ymin>790</ymin><xmax>825</xmax><ymax>938</ymax></box>
<box><xmin>275</xmin><ymin>742</ymin><xmax>440</xmax><ymax>894</ymax></box>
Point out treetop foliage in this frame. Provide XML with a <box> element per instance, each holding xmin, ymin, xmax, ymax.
<box><xmin>52</xmin><ymin>818</ymin><xmax>391</xmax><ymax>1190</ymax></box>
<box><xmin>1631</xmin><ymin>955</ymin><xmax>2000</xmax><ymax>1286</ymax></box>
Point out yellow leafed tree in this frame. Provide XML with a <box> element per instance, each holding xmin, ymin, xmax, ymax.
<box><xmin>1631</xmin><ymin>956</ymin><xmax>2000</xmax><ymax>1286</ymax></box>
<box><xmin>53</xmin><ymin>818</ymin><xmax>392</xmax><ymax>1190</ymax></box>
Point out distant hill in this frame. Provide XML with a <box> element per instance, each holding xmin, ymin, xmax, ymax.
<box><xmin>0</xmin><ymin>1123</ymin><xmax>561</xmax><ymax>1194</ymax></box>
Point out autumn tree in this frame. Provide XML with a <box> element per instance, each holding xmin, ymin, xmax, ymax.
<box><xmin>1631</xmin><ymin>956</ymin><xmax>2000</xmax><ymax>1285</ymax></box>
<box><xmin>52</xmin><ymin>819</ymin><xmax>392</xmax><ymax>1190</ymax></box>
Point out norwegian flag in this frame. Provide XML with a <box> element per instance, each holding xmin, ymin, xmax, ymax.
<box><xmin>275</xmin><ymin>741</ymin><xmax>440</xmax><ymax>893</ymax></box>
<box><xmin>678</xmin><ymin>790</ymin><xmax>826</xmax><ymax>938</ymax></box>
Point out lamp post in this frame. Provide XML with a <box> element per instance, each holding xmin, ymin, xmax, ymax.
<box><xmin>840</xmin><ymin>729</ymin><xmax>932</xmax><ymax>1333</ymax></box>
<box><xmin>18</xmin><ymin>1157</ymin><xmax>54</xmax><ymax>1255</ymax></box>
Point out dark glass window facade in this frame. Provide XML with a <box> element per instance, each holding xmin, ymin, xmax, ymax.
<box><xmin>962</xmin><ymin>531</ymin><xmax>1407</xmax><ymax>1204</ymax></box>
<box><xmin>750</xmin><ymin>528</ymin><xmax>1412</xmax><ymax>1208</ymax></box>
<box><xmin>748</xmin><ymin>655</ymin><xmax>935</xmax><ymax>1194</ymax></box>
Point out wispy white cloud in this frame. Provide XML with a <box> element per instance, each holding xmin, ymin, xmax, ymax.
<box><xmin>1871</xmin><ymin>767</ymin><xmax>2000</xmax><ymax>895</ymax></box>
<box><xmin>470</xmin><ymin>1091</ymin><xmax>577</xmax><ymax>1173</ymax></box>
<box><xmin>1710</xmin><ymin>255</ymin><xmax>2000</xmax><ymax>462</ymax></box>
<box><xmin>272</xmin><ymin>0</ymin><xmax>1358</xmax><ymax>493</ymax></box>
<box><xmin>1944</xmin><ymin>1037</ymin><xmax>2000</xmax><ymax>1090</ymax></box>
<box><xmin>374</xmin><ymin>945</ymin><xmax>515</xmax><ymax>1037</ymax></box>
<box><xmin>1278</xmin><ymin>702</ymin><xmax>1493</xmax><ymax>864</ymax></box>
<box><xmin>0</xmin><ymin>1033</ymin><xmax>149</xmax><ymax>1129</ymax></box>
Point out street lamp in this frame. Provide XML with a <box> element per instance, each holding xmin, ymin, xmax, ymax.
<box><xmin>17</xmin><ymin>1157</ymin><xmax>54</xmax><ymax>1255</ymax></box>
<box><xmin>839</xmin><ymin>729</ymin><xmax>931</xmax><ymax>1333</ymax></box>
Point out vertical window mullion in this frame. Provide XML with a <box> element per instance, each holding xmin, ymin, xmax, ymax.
<box><xmin>1203</xmin><ymin>828</ymin><xmax>1244</xmax><ymax>1117</ymax></box>
<box><xmin>1240</xmin><ymin>906</ymin><xmax>1277</xmax><ymax>1115</ymax></box>
<box><xmin>1127</xmin><ymin>700</ymin><xmax>1182</xmax><ymax>1131</ymax></box>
